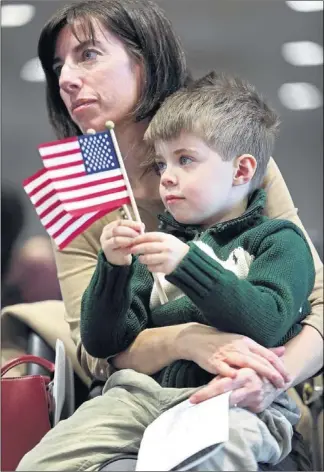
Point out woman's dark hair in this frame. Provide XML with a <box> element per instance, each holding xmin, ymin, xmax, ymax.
<box><xmin>38</xmin><ymin>0</ymin><xmax>192</xmax><ymax>138</ymax></box>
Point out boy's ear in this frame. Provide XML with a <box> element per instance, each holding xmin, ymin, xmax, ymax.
<box><xmin>232</xmin><ymin>154</ymin><xmax>257</xmax><ymax>186</ymax></box>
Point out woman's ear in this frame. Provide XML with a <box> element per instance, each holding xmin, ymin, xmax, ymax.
<box><xmin>232</xmin><ymin>154</ymin><xmax>257</xmax><ymax>186</ymax></box>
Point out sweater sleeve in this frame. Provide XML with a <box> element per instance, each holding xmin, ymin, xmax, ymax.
<box><xmin>80</xmin><ymin>250</ymin><xmax>152</xmax><ymax>359</ymax></box>
<box><xmin>166</xmin><ymin>227</ymin><xmax>315</xmax><ymax>347</ymax></box>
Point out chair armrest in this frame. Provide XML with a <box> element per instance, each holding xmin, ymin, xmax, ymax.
<box><xmin>26</xmin><ymin>331</ymin><xmax>55</xmax><ymax>375</ymax></box>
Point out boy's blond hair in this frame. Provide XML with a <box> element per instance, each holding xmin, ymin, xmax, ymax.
<box><xmin>145</xmin><ymin>71</ymin><xmax>280</xmax><ymax>189</ymax></box>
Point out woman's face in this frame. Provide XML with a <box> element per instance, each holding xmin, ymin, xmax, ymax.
<box><xmin>54</xmin><ymin>20</ymin><xmax>143</xmax><ymax>133</ymax></box>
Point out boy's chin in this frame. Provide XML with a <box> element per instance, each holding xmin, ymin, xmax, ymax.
<box><xmin>170</xmin><ymin>211</ymin><xmax>201</xmax><ymax>226</ymax></box>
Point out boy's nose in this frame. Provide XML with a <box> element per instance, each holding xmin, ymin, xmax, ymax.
<box><xmin>160</xmin><ymin>167</ymin><xmax>178</xmax><ymax>187</ymax></box>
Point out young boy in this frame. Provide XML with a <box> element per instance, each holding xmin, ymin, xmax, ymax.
<box><xmin>80</xmin><ymin>72</ymin><xmax>315</xmax><ymax>469</ymax></box>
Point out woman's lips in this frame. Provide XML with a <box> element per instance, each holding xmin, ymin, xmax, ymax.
<box><xmin>71</xmin><ymin>100</ymin><xmax>97</xmax><ymax>114</ymax></box>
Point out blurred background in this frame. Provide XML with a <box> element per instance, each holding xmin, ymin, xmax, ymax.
<box><xmin>1</xmin><ymin>0</ymin><xmax>323</xmax><ymax>301</ymax></box>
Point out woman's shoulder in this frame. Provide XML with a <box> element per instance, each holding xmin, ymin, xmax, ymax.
<box><xmin>261</xmin><ymin>157</ymin><xmax>297</xmax><ymax>221</ymax></box>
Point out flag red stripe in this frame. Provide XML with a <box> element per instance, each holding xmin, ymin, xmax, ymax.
<box><xmin>68</xmin><ymin>197</ymin><xmax>131</xmax><ymax>217</ymax></box>
<box><xmin>62</xmin><ymin>184</ymin><xmax>127</xmax><ymax>203</ymax></box>
<box><xmin>38</xmin><ymin>200</ymin><xmax>62</xmax><ymax>219</ymax></box>
<box><xmin>44</xmin><ymin>210</ymin><xmax>68</xmax><ymax>229</ymax></box>
<box><xmin>45</xmin><ymin>159</ymin><xmax>84</xmax><ymax>171</ymax></box>
<box><xmin>51</xmin><ymin>215</ymin><xmax>81</xmax><ymax>240</ymax></box>
<box><xmin>38</xmin><ymin>136</ymin><xmax>78</xmax><ymax>149</ymax></box>
<box><xmin>22</xmin><ymin>168</ymin><xmax>47</xmax><ymax>187</ymax></box>
<box><xmin>51</xmin><ymin>171</ymin><xmax>86</xmax><ymax>182</ymax></box>
<box><xmin>52</xmin><ymin>174</ymin><xmax>123</xmax><ymax>193</ymax></box>
<box><xmin>42</xmin><ymin>148</ymin><xmax>81</xmax><ymax>159</ymax></box>
<box><xmin>57</xmin><ymin>211</ymin><xmax>108</xmax><ymax>250</ymax></box>
<box><xmin>28</xmin><ymin>178</ymin><xmax>53</xmax><ymax>198</ymax></box>
<box><xmin>35</xmin><ymin>189</ymin><xmax>57</xmax><ymax>207</ymax></box>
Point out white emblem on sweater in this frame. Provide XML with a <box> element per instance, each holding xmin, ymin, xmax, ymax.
<box><xmin>150</xmin><ymin>240</ymin><xmax>254</xmax><ymax>309</ymax></box>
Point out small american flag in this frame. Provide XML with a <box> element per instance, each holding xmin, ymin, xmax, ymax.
<box><xmin>23</xmin><ymin>168</ymin><xmax>107</xmax><ymax>250</ymax></box>
<box><xmin>39</xmin><ymin>130</ymin><xmax>131</xmax><ymax>216</ymax></box>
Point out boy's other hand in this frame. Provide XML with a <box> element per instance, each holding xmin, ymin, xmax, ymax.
<box><xmin>131</xmin><ymin>232</ymin><xmax>189</xmax><ymax>274</ymax></box>
<box><xmin>100</xmin><ymin>220</ymin><xmax>144</xmax><ymax>266</ymax></box>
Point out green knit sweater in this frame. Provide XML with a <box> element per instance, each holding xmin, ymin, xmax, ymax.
<box><xmin>80</xmin><ymin>190</ymin><xmax>315</xmax><ymax>388</ymax></box>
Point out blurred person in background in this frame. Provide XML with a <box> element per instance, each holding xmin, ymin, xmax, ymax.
<box><xmin>4</xmin><ymin>236</ymin><xmax>62</xmax><ymax>305</ymax></box>
<box><xmin>2</xmin><ymin>185</ymin><xmax>61</xmax><ymax>307</ymax></box>
<box><xmin>1</xmin><ymin>185</ymin><xmax>25</xmax><ymax>286</ymax></box>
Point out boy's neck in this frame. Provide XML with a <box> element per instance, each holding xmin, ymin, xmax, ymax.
<box><xmin>218</xmin><ymin>196</ymin><xmax>249</xmax><ymax>223</ymax></box>
<box><xmin>202</xmin><ymin>191</ymin><xmax>250</xmax><ymax>229</ymax></box>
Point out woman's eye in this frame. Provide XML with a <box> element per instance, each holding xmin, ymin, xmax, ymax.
<box><xmin>53</xmin><ymin>64</ymin><xmax>63</xmax><ymax>78</ymax></box>
<box><xmin>179</xmin><ymin>155</ymin><xmax>193</xmax><ymax>165</ymax></box>
<box><xmin>82</xmin><ymin>49</ymin><xmax>99</xmax><ymax>61</ymax></box>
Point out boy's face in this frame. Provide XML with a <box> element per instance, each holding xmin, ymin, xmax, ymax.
<box><xmin>154</xmin><ymin>131</ymin><xmax>236</xmax><ymax>227</ymax></box>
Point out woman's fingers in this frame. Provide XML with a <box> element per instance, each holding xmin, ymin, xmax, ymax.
<box><xmin>218</xmin><ymin>337</ymin><xmax>290</xmax><ymax>385</ymax></box>
<box><xmin>230</xmin><ymin>377</ymin><xmax>278</xmax><ymax>413</ymax></box>
<box><xmin>270</xmin><ymin>346</ymin><xmax>285</xmax><ymax>358</ymax></box>
<box><xmin>212</xmin><ymin>351</ymin><xmax>285</xmax><ymax>388</ymax></box>
<box><xmin>210</xmin><ymin>359</ymin><xmax>238</xmax><ymax>379</ymax></box>
<box><xmin>190</xmin><ymin>376</ymin><xmax>235</xmax><ymax>404</ymax></box>
<box><xmin>189</xmin><ymin>368</ymin><xmax>266</xmax><ymax>409</ymax></box>
<box><xmin>248</xmin><ymin>343</ymin><xmax>290</xmax><ymax>383</ymax></box>
<box><xmin>229</xmin><ymin>387</ymin><xmax>259</xmax><ymax>409</ymax></box>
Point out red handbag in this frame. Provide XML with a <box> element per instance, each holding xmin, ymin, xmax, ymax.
<box><xmin>1</xmin><ymin>355</ymin><xmax>55</xmax><ymax>471</ymax></box>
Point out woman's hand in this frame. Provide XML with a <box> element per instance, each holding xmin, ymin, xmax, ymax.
<box><xmin>190</xmin><ymin>368</ymin><xmax>287</xmax><ymax>413</ymax></box>
<box><xmin>179</xmin><ymin>323</ymin><xmax>291</xmax><ymax>388</ymax></box>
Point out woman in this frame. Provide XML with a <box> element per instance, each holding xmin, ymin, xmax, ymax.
<box><xmin>16</xmin><ymin>0</ymin><xmax>322</xmax><ymax>470</ymax></box>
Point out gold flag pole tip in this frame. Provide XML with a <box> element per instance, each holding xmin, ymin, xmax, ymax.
<box><xmin>105</xmin><ymin>121</ymin><xmax>115</xmax><ymax>130</ymax></box>
<box><xmin>86</xmin><ymin>129</ymin><xmax>96</xmax><ymax>135</ymax></box>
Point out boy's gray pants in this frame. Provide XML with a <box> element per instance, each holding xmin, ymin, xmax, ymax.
<box><xmin>17</xmin><ymin>369</ymin><xmax>300</xmax><ymax>472</ymax></box>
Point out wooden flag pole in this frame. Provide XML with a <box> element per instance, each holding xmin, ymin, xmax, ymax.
<box><xmin>103</xmin><ymin>122</ymin><xmax>168</xmax><ymax>305</ymax></box>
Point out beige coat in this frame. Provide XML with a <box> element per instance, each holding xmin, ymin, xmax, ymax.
<box><xmin>1</xmin><ymin>158</ymin><xmax>323</xmax><ymax>385</ymax></box>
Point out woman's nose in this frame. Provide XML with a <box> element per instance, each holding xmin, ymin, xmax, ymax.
<box><xmin>58</xmin><ymin>63</ymin><xmax>83</xmax><ymax>94</ymax></box>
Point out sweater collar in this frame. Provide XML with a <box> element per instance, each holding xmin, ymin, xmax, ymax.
<box><xmin>157</xmin><ymin>189</ymin><xmax>267</xmax><ymax>237</ymax></box>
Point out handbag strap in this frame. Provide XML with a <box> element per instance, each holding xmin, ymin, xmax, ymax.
<box><xmin>1</xmin><ymin>354</ymin><xmax>55</xmax><ymax>377</ymax></box>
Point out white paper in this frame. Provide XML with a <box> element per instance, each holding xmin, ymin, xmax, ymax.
<box><xmin>136</xmin><ymin>391</ymin><xmax>231</xmax><ymax>471</ymax></box>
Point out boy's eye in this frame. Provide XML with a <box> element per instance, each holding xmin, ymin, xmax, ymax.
<box><xmin>154</xmin><ymin>161</ymin><xmax>166</xmax><ymax>175</ymax></box>
<box><xmin>179</xmin><ymin>155</ymin><xmax>193</xmax><ymax>165</ymax></box>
